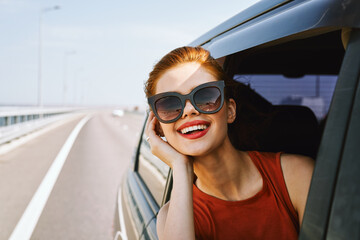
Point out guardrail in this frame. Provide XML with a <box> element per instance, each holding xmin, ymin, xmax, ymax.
<box><xmin>0</xmin><ymin>107</ymin><xmax>79</xmax><ymax>145</ymax></box>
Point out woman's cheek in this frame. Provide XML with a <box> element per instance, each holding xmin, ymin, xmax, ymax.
<box><xmin>160</xmin><ymin>127</ymin><xmax>188</xmax><ymax>153</ymax></box>
<box><xmin>160</xmin><ymin>125</ymin><xmax>177</xmax><ymax>144</ymax></box>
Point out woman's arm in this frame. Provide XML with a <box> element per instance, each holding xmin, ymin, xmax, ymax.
<box><xmin>157</xmin><ymin>161</ymin><xmax>195</xmax><ymax>240</ymax></box>
<box><xmin>281</xmin><ymin>153</ymin><xmax>315</xmax><ymax>226</ymax></box>
<box><xmin>146</xmin><ymin>112</ymin><xmax>196</xmax><ymax>240</ymax></box>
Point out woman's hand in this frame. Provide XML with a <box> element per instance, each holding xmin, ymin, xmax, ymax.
<box><xmin>146</xmin><ymin>112</ymin><xmax>195</xmax><ymax>240</ymax></box>
<box><xmin>145</xmin><ymin>111</ymin><xmax>191</xmax><ymax>169</ymax></box>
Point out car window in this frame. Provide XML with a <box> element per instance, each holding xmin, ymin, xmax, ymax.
<box><xmin>224</xmin><ymin>30</ymin><xmax>345</xmax><ymax>158</ymax></box>
<box><xmin>137</xmin><ymin>132</ymin><xmax>170</xmax><ymax>206</ymax></box>
<box><xmin>233</xmin><ymin>74</ymin><xmax>337</xmax><ymax>122</ymax></box>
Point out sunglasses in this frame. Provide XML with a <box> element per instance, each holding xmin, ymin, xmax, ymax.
<box><xmin>148</xmin><ymin>80</ymin><xmax>225</xmax><ymax>123</ymax></box>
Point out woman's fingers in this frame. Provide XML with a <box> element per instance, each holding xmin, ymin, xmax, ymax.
<box><xmin>145</xmin><ymin>112</ymin><xmax>191</xmax><ymax>168</ymax></box>
<box><xmin>145</xmin><ymin>112</ymin><xmax>165</xmax><ymax>150</ymax></box>
<box><xmin>145</xmin><ymin>112</ymin><xmax>156</xmax><ymax>139</ymax></box>
<box><xmin>147</xmin><ymin>113</ymin><xmax>159</xmax><ymax>142</ymax></box>
<box><xmin>145</xmin><ymin>114</ymin><xmax>174</xmax><ymax>165</ymax></box>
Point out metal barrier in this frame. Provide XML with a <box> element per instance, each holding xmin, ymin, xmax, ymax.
<box><xmin>0</xmin><ymin>107</ymin><xmax>78</xmax><ymax>145</ymax></box>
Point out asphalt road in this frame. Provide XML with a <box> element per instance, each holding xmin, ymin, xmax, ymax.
<box><xmin>0</xmin><ymin>110</ymin><xmax>145</xmax><ymax>240</ymax></box>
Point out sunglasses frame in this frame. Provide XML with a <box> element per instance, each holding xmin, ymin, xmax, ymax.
<box><xmin>148</xmin><ymin>80</ymin><xmax>225</xmax><ymax>123</ymax></box>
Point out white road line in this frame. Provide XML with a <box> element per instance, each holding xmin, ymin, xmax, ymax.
<box><xmin>9</xmin><ymin>115</ymin><xmax>92</xmax><ymax>240</ymax></box>
<box><xmin>114</xmin><ymin>187</ymin><xmax>128</xmax><ymax>240</ymax></box>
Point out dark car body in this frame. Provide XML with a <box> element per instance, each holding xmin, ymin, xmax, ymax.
<box><xmin>115</xmin><ymin>0</ymin><xmax>360</xmax><ymax>239</ymax></box>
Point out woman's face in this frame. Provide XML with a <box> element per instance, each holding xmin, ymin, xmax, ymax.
<box><xmin>154</xmin><ymin>62</ymin><xmax>236</xmax><ymax>156</ymax></box>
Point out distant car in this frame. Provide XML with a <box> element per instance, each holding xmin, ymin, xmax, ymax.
<box><xmin>112</xmin><ymin>109</ymin><xmax>124</xmax><ymax>117</ymax></box>
<box><xmin>114</xmin><ymin>0</ymin><xmax>360</xmax><ymax>239</ymax></box>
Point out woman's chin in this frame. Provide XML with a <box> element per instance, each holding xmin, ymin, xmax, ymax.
<box><xmin>178</xmin><ymin>144</ymin><xmax>213</xmax><ymax>157</ymax></box>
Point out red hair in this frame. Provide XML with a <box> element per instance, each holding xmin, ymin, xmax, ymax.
<box><xmin>145</xmin><ymin>46</ymin><xmax>228</xmax><ymax>97</ymax></box>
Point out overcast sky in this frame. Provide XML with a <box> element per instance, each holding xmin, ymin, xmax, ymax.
<box><xmin>0</xmin><ymin>0</ymin><xmax>260</xmax><ymax>108</ymax></box>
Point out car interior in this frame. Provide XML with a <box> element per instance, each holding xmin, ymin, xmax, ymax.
<box><xmin>222</xmin><ymin>30</ymin><xmax>344</xmax><ymax>159</ymax></box>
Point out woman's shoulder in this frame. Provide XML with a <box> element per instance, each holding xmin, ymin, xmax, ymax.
<box><xmin>248</xmin><ymin>151</ymin><xmax>313</xmax><ymax>172</ymax></box>
<box><xmin>280</xmin><ymin>153</ymin><xmax>314</xmax><ymax>187</ymax></box>
<box><xmin>280</xmin><ymin>153</ymin><xmax>314</xmax><ymax>172</ymax></box>
<box><xmin>280</xmin><ymin>153</ymin><xmax>314</xmax><ymax>224</ymax></box>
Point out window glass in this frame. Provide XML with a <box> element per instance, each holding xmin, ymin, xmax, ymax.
<box><xmin>137</xmin><ymin>133</ymin><xmax>170</xmax><ymax>206</ymax></box>
<box><xmin>0</xmin><ymin>117</ymin><xmax>5</xmax><ymax>126</ymax></box>
<box><xmin>234</xmin><ymin>74</ymin><xmax>337</xmax><ymax>121</ymax></box>
<box><xmin>225</xmin><ymin>31</ymin><xmax>345</xmax><ymax>158</ymax></box>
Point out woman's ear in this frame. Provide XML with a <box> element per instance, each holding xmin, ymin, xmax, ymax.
<box><xmin>227</xmin><ymin>98</ymin><xmax>236</xmax><ymax>124</ymax></box>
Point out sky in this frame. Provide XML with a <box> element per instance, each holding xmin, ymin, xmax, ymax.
<box><xmin>0</xmin><ymin>0</ymin><xmax>260</xmax><ymax>108</ymax></box>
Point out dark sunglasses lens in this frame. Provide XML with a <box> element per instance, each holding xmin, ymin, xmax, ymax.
<box><xmin>194</xmin><ymin>87</ymin><xmax>221</xmax><ymax>112</ymax></box>
<box><xmin>155</xmin><ymin>96</ymin><xmax>182</xmax><ymax>121</ymax></box>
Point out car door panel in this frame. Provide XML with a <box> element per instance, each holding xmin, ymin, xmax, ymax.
<box><xmin>326</xmin><ymin>34</ymin><xmax>360</xmax><ymax>238</ymax></box>
<box><xmin>140</xmin><ymin>218</ymin><xmax>158</xmax><ymax>240</ymax></box>
<box><xmin>122</xmin><ymin>170</ymin><xmax>158</xmax><ymax>239</ymax></box>
<box><xmin>300</xmin><ymin>29</ymin><xmax>360</xmax><ymax>239</ymax></box>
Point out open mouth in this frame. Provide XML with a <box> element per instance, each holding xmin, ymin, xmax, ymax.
<box><xmin>177</xmin><ymin>120</ymin><xmax>211</xmax><ymax>139</ymax></box>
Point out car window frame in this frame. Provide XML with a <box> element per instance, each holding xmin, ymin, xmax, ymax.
<box><xmin>326</xmin><ymin>48</ymin><xmax>360</xmax><ymax>238</ymax></box>
<box><xmin>137</xmin><ymin>130</ymin><xmax>171</xmax><ymax>206</ymax></box>
<box><xmin>299</xmin><ymin>29</ymin><xmax>360</xmax><ymax>239</ymax></box>
<box><xmin>122</xmin><ymin>114</ymin><xmax>162</xmax><ymax>239</ymax></box>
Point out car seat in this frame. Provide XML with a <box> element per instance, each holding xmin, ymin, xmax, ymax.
<box><xmin>256</xmin><ymin>105</ymin><xmax>321</xmax><ymax>158</ymax></box>
<box><xmin>227</xmin><ymin>81</ymin><xmax>321</xmax><ymax>159</ymax></box>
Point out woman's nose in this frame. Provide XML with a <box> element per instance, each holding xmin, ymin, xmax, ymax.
<box><xmin>182</xmin><ymin>100</ymin><xmax>200</xmax><ymax>118</ymax></box>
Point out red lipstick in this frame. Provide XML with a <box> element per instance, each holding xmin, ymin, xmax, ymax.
<box><xmin>177</xmin><ymin>120</ymin><xmax>211</xmax><ymax>140</ymax></box>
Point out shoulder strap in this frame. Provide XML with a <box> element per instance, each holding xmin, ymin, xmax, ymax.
<box><xmin>248</xmin><ymin>151</ymin><xmax>299</xmax><ymax>228</ymax></box>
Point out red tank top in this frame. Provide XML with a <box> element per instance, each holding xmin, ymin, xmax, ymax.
<box><xmin>193</xmin><ymin>151</ymin><xmax>299</xmax><ymax>240</ymax></box>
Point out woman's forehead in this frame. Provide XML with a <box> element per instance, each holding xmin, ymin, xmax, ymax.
<box><xmin>155</xmin><ymin>63</ymin><xmax>217</xmax><ymax>95</ymax></box>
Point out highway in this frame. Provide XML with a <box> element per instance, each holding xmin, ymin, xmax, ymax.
<box><xmin>0</xmin><ymin>110</ymin><xmax>145</xmax><ymax>240</ymax></box>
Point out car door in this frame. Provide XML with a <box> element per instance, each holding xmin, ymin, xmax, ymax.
<box><xmin>119</xmin><ymin>115</ymin><xmax>171</xmax><ymax>240</ymax></box>
<box><xmin>299</xmin><ymin>29</ymin><xmax>360</xmax><ymax>240</ymax></box>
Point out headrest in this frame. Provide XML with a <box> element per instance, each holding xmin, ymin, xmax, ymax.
<box><xmin>228</xmin><ymin>82</ymin><xmax>320</xmax><ymax>158</ymax></box>
<box><xmin>256</xmin><ymin>105</ymin><xmax>320</xmax><ymax>158</ymax></box>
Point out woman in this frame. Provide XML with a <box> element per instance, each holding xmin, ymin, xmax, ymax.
<box><xmin>145</xmin><ymin>46</ymin><xmax>314</xmax><ymax>240</ymax></box>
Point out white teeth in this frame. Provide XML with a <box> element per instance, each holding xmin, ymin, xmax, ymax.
<box><xmin>180</xmin><ymin>124</ymin><xmax>208</xmax><ymax>134</ymax></box>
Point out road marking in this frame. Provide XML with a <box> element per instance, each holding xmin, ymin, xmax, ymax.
<box><xmin>8</xmin><ymin>115</ymin><xmax>92</xmax><ymax>240</ymax></box>
<box><xmin>114</xmin><ymin>186</ymin><xmax>128</xmax><ymax>240</ymax></box>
